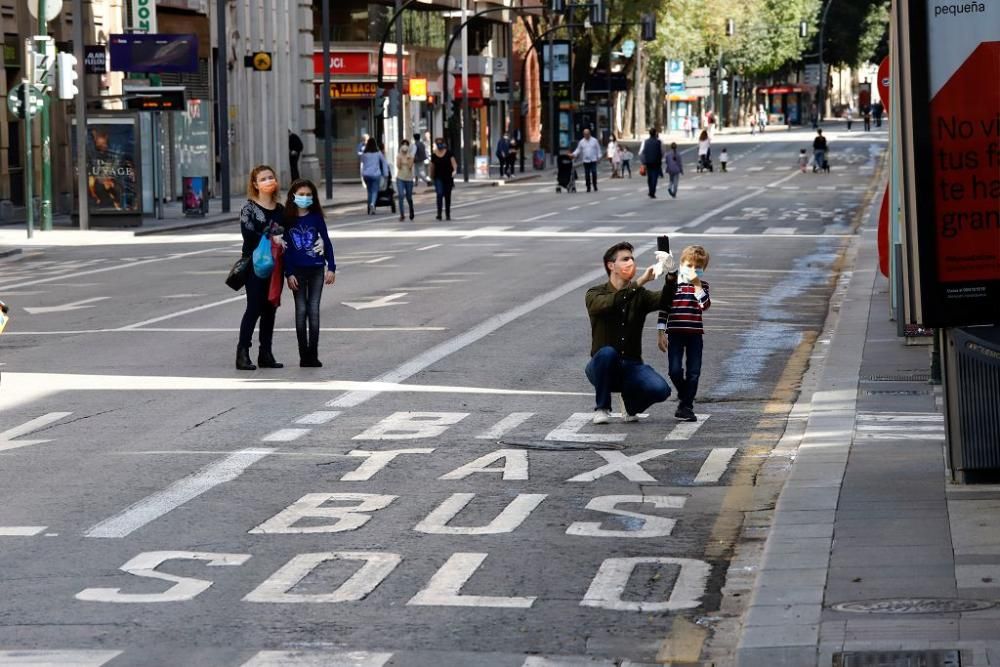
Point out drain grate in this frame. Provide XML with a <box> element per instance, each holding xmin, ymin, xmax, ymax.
<box><xmin>866</xmin><ymin>373</ymin><xmax>931</xmax><ymax>382</ymax></box>
<box><xmin>833</xmin><ymin>650</ymin><xmax>960</xmax><ymax>667</ymax></box>
<box><xmin>831</xmin><ymin>598</ymin><xmax>995</xmax><ymax>614</ymax></box>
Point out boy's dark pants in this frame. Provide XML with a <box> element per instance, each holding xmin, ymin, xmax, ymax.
<box><xmin>668</xmin><ymin>333</ymin><xmax>703</xmax><ymax>411</ymax></box>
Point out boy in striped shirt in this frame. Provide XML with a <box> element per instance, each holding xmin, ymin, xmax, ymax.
<box><xmin>657</xmin><ymin>245</ymin><xmax>711</xmax><ymax>422</ymax></box>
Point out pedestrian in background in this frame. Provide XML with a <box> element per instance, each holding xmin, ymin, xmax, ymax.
<box><xmin>812</xmin><ymin>128</ymin><xmax>828</xmax><ymax>172</ymax></box>
<box><xmin>639</xmin><ymin>127</ymin><xmax>664</xmax><ymax>198</ymax></box>
<box><xmin>573</xmin><ymin>128</ymin><xmax>602</xmax><ymax>192</ymax></box>
<box><xmin>396</xmin><ymin>140</ymin><xmax>415</xmax><ymax>221</ymax></box>
<box><xmin>283</xmin><ymin>179</ymin><xmax>336</xmax><ymax>368</ymax></box>
<box><xmin>691</xmin><ymin>113</ymin><xmax>700</xmax><ymax>140</ymax></box>
<box><xmin>237</xmin><ymin>164</ymin><xmax>285</xmax><ymax>371</ymax></box>
<box><xmin>664</xmin><ymin>142</ymin><xmax>683</xmax><ymax>198</ymax></box>
<box><xmin>719</xmin><ymin>148</ymin><xmax>729</xmax><ymax>172</ymax></box>
<box><xmin>621</xmin><ymin>147</ymin><xmax>633</xmax><ymax>178</ymax></box>
<box><xmin>612</xmin><ymin>142</ymin><xmax>624</xmax><ymax>179</ymax></box>
<box><xmin>359</xmin><ymin>137</ymin><xmax>389</xmax><ymax>215</ymax></box>
<box><xmin>697</xmin><ymin>129</ymin><xmax>712</xmax><ymax>172</ymax></box>
<box><xmin>412</xmin><ymin>133</ymin><xmax>429</xmax><ymax>186</ymax></box>
<box><xmin>356</xmin><ymin>133</ymin><xmax>370</xmax><ymax>157</ymax></box>
<box><xmin>507</xmin><ymin>139</ymin><xmax>518</xmax><ymax>179</ymax></box>
<box><xmin>657</xmin><ymin>245</ymin><xmax>711</xmax><ymax>422</ymax></box>
<box><xmin>607</xmin><ymin>135</ymin><xmax>619</xmax><ymax>178</ymax></box>
<box><xmin>496</xmin><ymin>133</ymin><xmax>512</xmax><ymax>178</ymax></box>
<box><xmin>429</xmin><ymin>137</ymin><xmax>457</xmax><ymax>221</ymax></box>
<box><xmin>863</xmin><ymin>106</ymin><xmax>872</xmax><ymax>131</ymax></box>
<box><xmin>799</xmin><ymin>148</ymin><xmax>809</xmax><ymax>172</ymax></box>
<box><xmin>683</xmin><ymin>115</ymin><xmax>692</xmax><ymax>139</ymax></box>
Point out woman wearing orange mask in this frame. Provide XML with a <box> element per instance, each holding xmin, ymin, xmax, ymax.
<box><xmin>237</xmin><ymin>164</ymin><xmax>285</xmax><ymax>371</ymax></box>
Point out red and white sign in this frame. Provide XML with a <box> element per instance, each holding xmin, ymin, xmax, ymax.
<box><xmin>877</xmin><ymin>56</ymin><xmax>890</xmax><ymax>112</ymax></box>
<box><xmin>453</xmin><ymin>74</ymin><xmax>486</xmax><ymax>100</ymax></box>
<box><xmin>924</xmin><ymin>1</ymin><xmax>1000</xmax><ymax>284</ymax></box>
<box><xmin>312</xmin><ymin>52</ymin><xmax>372</xmax><ymax>76</ymax></box>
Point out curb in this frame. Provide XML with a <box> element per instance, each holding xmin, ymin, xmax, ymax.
<box><xmin>0</xmin><ymin>247</ymin><xmax>22</xmax><ymax>259</ymax></box>
<box><xmin>734</xmin><ymin>186</ymin><xmax>884</xmax><ymax>666</ymax></box>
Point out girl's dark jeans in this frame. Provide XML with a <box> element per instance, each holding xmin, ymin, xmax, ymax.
<box><xmin>238</xmin><ymin>270</ymin><xmax>276</xmax><ymax>350</ymax></box>
<box><xmin>292</xmin><ymin>266</ymin><xmax>325</xmax><ymax>353</ymax></box>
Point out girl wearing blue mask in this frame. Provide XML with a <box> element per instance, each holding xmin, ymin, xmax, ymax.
<box><xmin>283</xmin><ymin>179</ymin><xmax>337</xmax><ymax>367</ymax></box>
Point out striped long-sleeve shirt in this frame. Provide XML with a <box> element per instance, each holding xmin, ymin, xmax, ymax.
<box><xmin>657</xmin><ymin>280</ymin><xmax>710</xmax><ymax>334</ymax></box>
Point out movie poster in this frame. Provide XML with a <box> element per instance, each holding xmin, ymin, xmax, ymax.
<box><xmin>86</xmin><ymin>117</ymin><xmax>141</xmax><ymax>216</ymax></box>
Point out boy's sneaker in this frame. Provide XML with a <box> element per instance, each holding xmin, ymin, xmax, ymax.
<box><xmin>592</xmin><ymin>409</ymin><xmax>612</xmax><ymax>425</ymax></box>
<box><xmin>675</xmin><ymin>406</ymin><xmax>698</xmax><ymax>422</ymax></box>
<box><xmin>618</xmin><ymin>394</ymin><xmax>640</xmax><ymax>422</ymax></box>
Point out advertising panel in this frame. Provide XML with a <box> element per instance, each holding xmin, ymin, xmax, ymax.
<box><xmin>541</xmin><ymin>42</ymin><xmax>570</xmax><ymax>84</ymax></box>
<box><xmin>86</xmin><ymin>116</ymin><xmax>141</xmax><ymax>216</ymax></box>
<box><xmin>899</xmin><ymin>0</ymin><xmax>1000</xmax><ymax>326</ymax></box>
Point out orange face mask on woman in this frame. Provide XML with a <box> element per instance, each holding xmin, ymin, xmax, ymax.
<box><xmin>258</xmin><ymin>182</ymin><xmax>277</xmax><ymax>195</ymax></box>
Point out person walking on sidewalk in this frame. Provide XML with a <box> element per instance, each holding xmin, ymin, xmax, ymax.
<box><xmin>396</xmin><ymin>140</ymin><xmax>415</xmax><ymax>221</ymax></box>
<box><xmin>657</xmin><ymin>245</ymin><xmax>711</xmax><ymax>422</ymax></box>
<box><xmin>429</xmin><ymin>137</ymin><xmax>457</xmax><ymax>221</ymax></box>
<box><xmin>573</xmin><ymin>128</ymin><xmax>602</xmax><ymax>192</ymax></box>
<box><xmin>639</xmin><ymin>128</ymin><xmax>664</xmax><ymax>198</ymax></box>
<box><xmin>621</xmin><ymin>147</ymin><xmax>633</xmax><ymax>178</ymax></box>
<box><xmin>607</xmin><ymin>135</ymin><xmax>620</xmax><ymax>178</ymax></box>
<box><xmin>237</xmin><ymin>164</ymin><xmax>285</xmax><ymax>371</ymax></box>
<box><xmin>283</xmin><ymin>179</ymin><xmax>336</xmax><ymax>368</ymax></box>
<box><xmin>288</xmin><ymin>130</ymin><xmax>303</xmax><ymax>181</ymax></box>
<box><xmin>412</xmin><ymin>133</ymin><xmax>429</xmax><ymax>186</ymax></box>
<box><xmin>496</xmin><ymin>133</ymin><xmax>512</xmax><ymax>178</ymax></box>
<box><xmin>359</xmin><ymin>137</ymin><xmax>389</xmax><ymax>215</ymax></box>
<box><xmin>664</xmin><ymin>142</ymin><xmax>684</xmax><ymax>199</ymax></box>
<box><xmin>586</xmin><ymin>242</ymin><xmax>674</xmax><ymax>424</ymax></box>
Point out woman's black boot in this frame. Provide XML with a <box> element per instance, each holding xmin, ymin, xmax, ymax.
<box><xmin>236</xmin><ymin>346</ymin><xmax>257</xmax><ymax>371</ymax></box>
<box><xmin>258</xmin><ymin>348</ymin><xmax>283</xmax><ymax>368</ymax></box>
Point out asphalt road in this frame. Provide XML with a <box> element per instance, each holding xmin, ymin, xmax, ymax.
<box><xmin>0</xmin><ymin>126</ymin><xmax>887</xmax><ymax>667</ymax></box>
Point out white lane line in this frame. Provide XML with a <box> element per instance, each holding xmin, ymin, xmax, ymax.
<box><xmin>24</xmin><ymin>296</ymin><xmax>110</xmax><ymax>315</ymax></box>
<box><xmin>693</xmin><ymin>447</ymin><xmax>737</xmax><ymax>484</ymax></box>
<box><xmin>416</xmin><ymin>244</ymin><xmax>442</xmax><ymax>251</ymax></box>
<box><xmin>664</xmin><ymin>414</ymin><xmax>710</xmax><ymax>441</ymax></box>
<box><xmin>326</xmin><ymin>242</ymin><xmax>656</xmax><ymax>410</ymax></box>
<box><xmin>704</xmin><ymin>226</ymin><xmax>740</xmax><ymax>235</ymax></box>
<box><xmin>0</xmin><ymin>246</ymin><xmax>232</xmax><ymax>291</ymax></box>
<box><xmin>364</xmin><ymin>256</ymin><xmax>393</xmax><ymax>264</ymax></box>
<box><xmin>0</xmin><ymin>526</ymin><xmax>48</xmax><ymax>536</ymax></box>
<box><xmin>241</xmin><ymin>651</ymin><xmax>394</xmax><ymax>667</ymax></box>
<box><xmin>116</xmin><ymin>296</ymin><xmax>245</xmax><ymax>330</ymax></box>
<box><xmin>0</xmin><ymin>412</ymin><xmax>73</xmax><ymax>452</ymax></box>
<box><xmin>764</xmin><ymin>227</ymin><xmax>798</xmax><ymax>235</ymax></box>
<box><xmin>476</xmin><ymin>412</ymin><xmax>535</xmax><ymax>440</ymax></box>
<box><xmin>567</xmin><ymin>206</ymin><xmax>581</xmax><ymax>211</ymax></box>
<box><xmin>586</xmin><ymin>200</ymin><xmax>601</xmax><ymax>206</ymax></box>
<box><xmin>524</xmin><ymin>211</ymin><xmax>559</xmax><ymax>222</ymax></box>
<box><xmin>1</xmin><ymin>326</ymin><xmax>448</xmax><ymax>335</ymax></box>
<box><xmin>586</xmin><ymin>226</ymin><xmax>622</xmax><ymax>233</ymax></box>
<box><xmin>0</xmin><ymin>651</ymin><xmax>123</xmax><ymax>666</ymax></box>
<box><xmin>747</xmin><ymin>166</ymin><xmax>764</xmax><ymax>171</ymax></box>
<box><xmin>294</xmin><ymin>411</ymin><xmax>342</xmax><ymax>425</ymax></box>
<box><xmin>84</xmin><ymin>447</ymin><xmax>275</xmax><ymax>538</ymax></box>
<box><xmin>534</xmin><ymin>226</ymin><xmax>565</xmax><ymax>233</ymax></box>
<box><xmin>261</xmin><ymin>428</ymin><xmax>311</xmax><ymax>442</ymax></box>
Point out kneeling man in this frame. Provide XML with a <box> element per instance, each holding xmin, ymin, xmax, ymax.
<box><xmin>585</xmin><ymin>241</ymin><xmax>675</xmax><ymax>424</ymax></box>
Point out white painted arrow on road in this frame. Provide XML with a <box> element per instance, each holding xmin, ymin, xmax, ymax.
<box><xmin>24</xmin><ymin>297</ymin><xmax>109</xmax><ymax>315</ymax></box>
<box><xmin>0</xmin><ymin>412</ymin><xmax>72</xmax><ymax>452</ymax></box>
<box><xmin>342</xmin><ymin>293</ymin><xmax>409</xmax><ymax>310</ymax></box>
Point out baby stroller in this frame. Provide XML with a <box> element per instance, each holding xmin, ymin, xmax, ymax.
<box><xmin>696</xmin><ymin>153</ymin><xmax>714</xmax><ymax>173</ymax></box>
<box><xmin>375</xmin><ymin>175</ymin><xmax>397</xmax><ymax>213</ymax></box>
<box><xmin>556</xmin><ymin>154</ymin><xmax>577</xmax><ymax>193</ymax></box>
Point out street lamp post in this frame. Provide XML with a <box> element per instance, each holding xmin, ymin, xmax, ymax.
<box><xmin>375</xmin><ymin>0</ymin><xmax>432</xmax><ymax>148</ymax></box>
<box><xmin>818</xmin><ymin>0</ymin><xmax>835</xmax><ymax>122</ymax></box>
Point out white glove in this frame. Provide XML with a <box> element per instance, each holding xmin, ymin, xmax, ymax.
<box><xmin>313</xmin><ymin>238</ymin><xmax>324</xmax><ymax>256</ymax></box>
<box><xmin>653</xmin><ymin>251</ymin><xmax>678</xmax><ymax>278</ymax></box>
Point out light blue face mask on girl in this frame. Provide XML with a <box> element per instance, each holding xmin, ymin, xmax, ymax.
<box><xmin>294</xmin><ymin>195</ymin><xmax>313</xmax><ymax>208</ymax></box>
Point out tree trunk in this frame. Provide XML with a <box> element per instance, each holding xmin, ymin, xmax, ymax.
<box><xmin>635</xmin><ymin>46</ymin><xmax>646</xmax><ymax>136</ymax></box>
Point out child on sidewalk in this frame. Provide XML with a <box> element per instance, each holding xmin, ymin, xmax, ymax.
<box><xmin>798</xmin><ymin>149</ymin><xmax>809</xmax><ymax>173</ymax></box>
<box><xmin>657</xmin><ymin>245</ymin><xmax>711</xmax><ymax>422</ymax></box>
<box><xmin>719</xmin><ymin>148</ymin><xmax>729</xmax><ymax>172</ymax></box>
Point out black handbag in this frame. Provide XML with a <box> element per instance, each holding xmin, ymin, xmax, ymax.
<box><xmin>225</xmin><ymin>256</ymin><xmax>251</xmax><ymax>291</ymax></box>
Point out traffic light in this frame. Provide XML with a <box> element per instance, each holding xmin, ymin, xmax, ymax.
<box><xmin>590</xmin><ymin>0</ymin><xmax>606</xmax><ymax>25</ymax></box>
<box><xmin>388</xmin><ymin>88</ymin><xmax>401</xmax><ymax>117</ymax></box>
<box><xmin>799</xmin><ymin>21</ymin><xmax>808</xmax><ymax>38</ymax></box>
<box><xmin>56</xmin><ymin>52</ymin><xmax>79</xmax><ymax>100</ymax></box>
<box><xmin>640</xmin><ymin>13</ymin><xmax>656</xmax><ymax>41</ymax></box>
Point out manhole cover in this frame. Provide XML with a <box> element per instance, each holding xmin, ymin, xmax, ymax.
<box><xmin>831</xmin><ymin>598</ymin><xmax>995</xmax><ymax>614</ymax></box>
<box><xmin>866</xmin><ymin>373</ymin><xmax>931</xmax><ymax>382</ymax></box>
<box><xmin>833</xmin><ymin>650</ymin><xmax>960</xmax><ymax>667</ymax></box>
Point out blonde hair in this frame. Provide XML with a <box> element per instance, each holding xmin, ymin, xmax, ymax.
<box><xmin>680</xmin><ymin>245</ymin><xmax>710</xmax><ymax>269</ymax></box>
<box><xmin>247</xmin><ymin>164</ymin><xmax>278</xmax><ymax>201</ymax></box>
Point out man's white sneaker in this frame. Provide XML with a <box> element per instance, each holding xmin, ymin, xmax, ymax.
<box><xmin>618</xmin><ymin>394</ymin><xmax>639</xmax><ymax>422</ymax></box>
<box><xmin>592</xmin><ymin>409</ymin><xmax>611</xmax><ymax>425</ymax></box>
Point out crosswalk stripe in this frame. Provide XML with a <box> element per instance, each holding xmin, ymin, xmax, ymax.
<box><xmin>241</xmin><ymin>651</ymin><xmax>394</xmax><ymax>667</ymax></box>
<box><xmin>665</xmin><ymin>414</ymin><xmax>710</xmax><ymax>441</ymax></box>
<box><xmin>694</xmin><ymin>447</ymin><xmax>738</xmax><ymax>484</ymax></box>
<box><xmin>763</xmin><ymin>227</ymin><xmax>797</xmax><ymax>235</ymax></box>
<box><xmin>0</xmin><ymin>526</ymin><xmax>47</xmax><ymax>536</ymax></box>
<box><xmin>704</xmin><ymin>226</ymin><xmax>740</xmax><ymax>234</ymax></box>
<box><xmin>586</xmin><ymin>226</ymin><xmax>623</xmax><ymax>233</ymax></box>
<box><xmin>0</xmin><ymin>651</ymin><xmax>123</xmax><ymax>666</ymax></box>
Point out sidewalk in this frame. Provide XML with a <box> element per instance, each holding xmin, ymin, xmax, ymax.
<box><xmin>0</xmin><ymin>172</ymin><xmax>541</xmax><ymax>249</ymax></box>
<box><xmin>734</xmin><ymin>224</ymin><xmax>1000</xmax><ymax>661</ymax></box>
